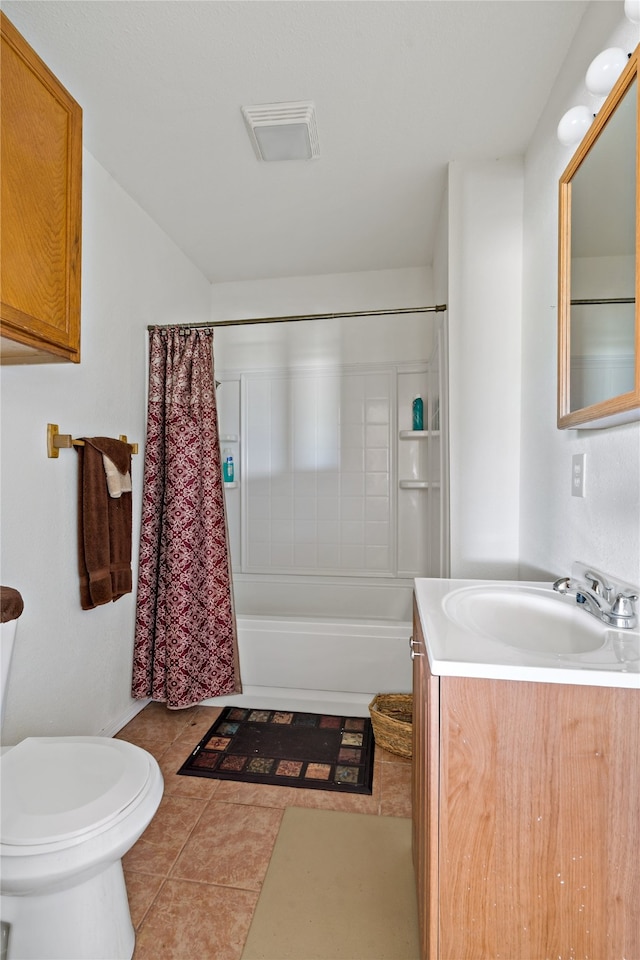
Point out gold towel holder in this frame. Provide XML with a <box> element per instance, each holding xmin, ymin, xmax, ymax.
<box><xmin>47</xmin><ymin>423</ymin><xmax>139</xmax><ymax>459</ymax></box>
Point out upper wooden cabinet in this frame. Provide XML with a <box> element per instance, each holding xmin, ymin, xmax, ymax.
<box><xmin>1</xmin><ymin>12</ymin><xmax>82</xmax><ymax>364</ymax></box>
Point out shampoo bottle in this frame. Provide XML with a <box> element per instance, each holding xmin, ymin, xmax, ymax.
<box><xmin>223</xmin><ymin>449</ymin><xmax>234</xmax><ymax>483</ymax></box>
<box><xmin>412</xmin><ymin>396</ymin><xmax>424</xmax><ymax>431</ymax></box>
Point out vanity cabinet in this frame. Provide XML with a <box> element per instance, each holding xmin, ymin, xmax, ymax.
<box><xmin>1</xmin><ymin>13</ymin><xmax>82</xmax><ymax>364</ymax></box>
<box><xmin>412</xmin><ymin>598</ymin><xmax>639</xmax><ymax>960</ymax></box>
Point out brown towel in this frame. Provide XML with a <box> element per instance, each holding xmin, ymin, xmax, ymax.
<box><xmin>77</xmin><ymin>437</ymin><xmax>133</xmax><ymax>610</ymax></box>
<box><xmin>0</xmin><ymin>586</ymin><xmax>24</xmax><ymax>622</ymax></box>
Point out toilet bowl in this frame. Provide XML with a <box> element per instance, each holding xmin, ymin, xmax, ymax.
<box><xmin>0</xmin><ymin>593</ymin><xmax>164</xmax><ymax>960</ymax></box>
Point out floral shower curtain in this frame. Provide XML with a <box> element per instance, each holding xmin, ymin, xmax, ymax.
<box><xmin>132</xmin><ymin>326</ymin><xmax>241</xmax><ymax>709</ymax></box>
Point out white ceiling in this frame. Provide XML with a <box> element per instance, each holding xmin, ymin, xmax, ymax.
<box><xmin>2</xmin><ymin>0</ymin><xmax>588</xmax><ymax>284</ymax></box>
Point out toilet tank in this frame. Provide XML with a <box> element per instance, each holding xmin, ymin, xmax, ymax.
<box><xmin>1</xmin><ymin>587</ymin><xmax>23</xmax><ymax>725</ymax></box>
<box><xmin>0</xmin><ymin>617</ymin><xmax>18</xmax><ymax>725</ymax></box>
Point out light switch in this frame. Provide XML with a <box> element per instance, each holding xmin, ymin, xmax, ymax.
<box><xmin>571</xmin><ymin>453</ymin><xmax>586</xmax><ymax>498</ymax></box>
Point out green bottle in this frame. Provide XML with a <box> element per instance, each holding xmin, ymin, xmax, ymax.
<box><xmin>412</xmin><ymin>396</ymin><xmax>424</xmax><ymax>431</ymax></box>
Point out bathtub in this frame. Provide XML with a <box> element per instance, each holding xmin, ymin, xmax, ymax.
<box><xmin>203</xmin><ymin>576</ymin><xmax>414</xmax><ymax>716</ymax></box>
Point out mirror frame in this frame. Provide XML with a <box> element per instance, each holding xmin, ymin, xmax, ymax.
<box><xmin>558</xmin><ymin>45</ymin><xmax>639</xmax><ymax>429</ymax></box>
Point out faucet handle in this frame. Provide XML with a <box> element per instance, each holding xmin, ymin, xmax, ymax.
<box><xmin>584</xmin><ymin>572</ymin><xmax>614</xmax><ymax>601</ymax></box>
<box><xmin>610</xmin><ymin>593</ymin><xmax>638</xmax><ymax>619</ymax></box>
<box><xmin>553</xmin><ymin>577</ymin><xmax>571</xmax><ymax>594</ymax></box>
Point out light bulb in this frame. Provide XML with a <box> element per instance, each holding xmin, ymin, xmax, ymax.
<box><xmin>557</xmin><ymin>105</ymin><xmax>593</xmax><ymax>147</ymax></box>
<box><xmin>585</xmin><ymin>48</ymin><xmax>628</xmax><ymax>96</ymax></box>
<box><xmin>624</xmin><ymin>0</ymin><xmax>640</xmax><ymax>24</ymax></box>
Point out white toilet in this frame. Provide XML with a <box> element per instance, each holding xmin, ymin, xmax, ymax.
<box><xmin>0</xmin><ymin>595</ymin><xmax>164</xmax><ymax>960</ymax></box>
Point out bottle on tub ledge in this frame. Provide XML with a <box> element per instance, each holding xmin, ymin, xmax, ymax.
<box><xmin>223</xmin><ymin>448</ymin><xmax>235</xmax><ymax>483</ymax></box>
<box><xmin>412</xmin><ymin>396</ymin><xmax>424</xmax><ymax>431</ymax></box>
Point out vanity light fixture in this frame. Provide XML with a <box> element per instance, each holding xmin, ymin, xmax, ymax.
<box><xmin>556</xmin><ymin>0</ymin><xmax>638</xmax><ymax>150</ymax></box>
<box><xmin>241</xmin><ymin>101</ymin><xmax>319</xmax><ymax>161</ymax></box>
<box><xmin>557</xmin><ymin>40</ymin><xmax>634</xmax><ymax>145</ymax></box>
<box><xmin>624</xmin><ymin>0</ymin><xmax>640</xmax><ymax>24</ymax></box>
<box><xmin>557</xmin><ymin>104</ymin><xmax>594</xmax><ymax>146</ymax></box>
<box><xmin>585</xmin><ymin>47</ymin><xmax>629</xmax><ymax>96</ymax></box>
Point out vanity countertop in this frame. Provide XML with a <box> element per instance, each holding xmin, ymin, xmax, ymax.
<box><xmin>414</xmin><ymin>577</ymin><xmax>639</xmax><ymax>689</ymax></box>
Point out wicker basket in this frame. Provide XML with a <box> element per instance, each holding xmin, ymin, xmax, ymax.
<box><xmin>368</xmin><ymin>693</ymin><xmax>413</xmax><ymax>759</ymax></box>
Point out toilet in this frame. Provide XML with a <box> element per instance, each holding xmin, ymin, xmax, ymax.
<box><xmin>0</xmin><ymin>591</ymin><xmax>164</xmax><ymax>960</ymax></box>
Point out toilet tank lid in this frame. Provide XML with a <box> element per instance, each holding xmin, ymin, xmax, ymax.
<box><xmin>0</xmin><ymin>737</ymin><xmax>152</xmax><ymax>845</ymax></box>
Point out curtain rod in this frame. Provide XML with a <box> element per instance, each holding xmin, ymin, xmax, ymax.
<box><xmin>570</xmin><ymin>297</ymin><xmax>634</xmax><ymax>305</ymax></box>
<box><xmin>147</xmin><ymin>304</ymin><xmax>447</xmax><ymax>331</ymax></box>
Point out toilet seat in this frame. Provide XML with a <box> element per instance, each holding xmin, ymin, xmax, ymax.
<box><xmin>1</xmin><ymin>737</ymin><xmax>152</xmax><ymax>846</ymax></box>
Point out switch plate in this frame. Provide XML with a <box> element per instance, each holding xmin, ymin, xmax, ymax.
<box><xmin>571</xmin><ymin>453</ymin><xmax>586</xmax><ymax>498</ymax></box>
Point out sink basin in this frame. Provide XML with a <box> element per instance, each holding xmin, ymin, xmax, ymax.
<box><xmin>442</xmin><ymin>584</ymin><xmax>605</xmax><ymax>655</ymax></box>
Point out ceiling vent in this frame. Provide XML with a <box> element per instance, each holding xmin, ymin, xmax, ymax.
<box><xmin>241</xmin><ymin>101</ymin><xmax>319</xmax><ymax>162</ymax></box>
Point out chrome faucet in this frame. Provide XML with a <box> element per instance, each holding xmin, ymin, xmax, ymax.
<box><xmin>553</xmin><ymin>562</ymin><xmax>638</xmax><ymax>630</ymax></box>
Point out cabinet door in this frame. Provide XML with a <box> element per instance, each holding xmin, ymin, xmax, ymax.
<box><xmin>412</xmin><ymin>599</ymin><xmax>439</xmax><ymax>960</ymax></box>
<box><xmin>1</xmin><ymin>12</ymin><xmax>82</xmax><ymax>363</ymax></box>
<box><xmin>438</xmin><ymin>676</ymin><xmax>640</xmax><ymax>959</ymax></box>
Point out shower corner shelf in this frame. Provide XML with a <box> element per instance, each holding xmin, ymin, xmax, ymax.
<box><xmin>399</xmin><ymin>430</ymin><xmax>439</xmax><ymax>439</ymax></box>
<box><xmin>399</xmin><ymin>480</ymin><xmax>436</xmax><ymax>490</ymax></box>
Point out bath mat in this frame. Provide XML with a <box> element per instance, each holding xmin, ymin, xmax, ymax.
<box><xmin>241</xmin><ymin>807</ymin><xmax>420</xmax><ymax>959</ymax></box>
<box><xmin>177</xmin><ymin>707</ymin><xmax>375</xmax><ymax>794</ymax></box>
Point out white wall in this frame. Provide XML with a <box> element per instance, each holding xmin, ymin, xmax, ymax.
<box><xmin>210</xmin><ymin>267</ymin><xmax>434</xmax><ymax>323</ymax></box>
<box><xmin>0</xmin><ymin>151</ymin><xmax>211</xmax><ymax>745</ymax></box>
<box><xmin>447</xmin><ymin>158</ymin><xmax>524</xmax><ymax>579</ymax></box>
<box><xmin>520</xmin><ymin>3</ymin><xmax>640</xmax><ymax>584</ymax></box>
<box><xmin>213</xmin><ymin>306</ymin><xmax>437</xmax><ymax>373</ymax></box>
<box><xmin>432</xmin><ymin>183</ymin><xmax>449</xmax><ymax>308</ymax></box>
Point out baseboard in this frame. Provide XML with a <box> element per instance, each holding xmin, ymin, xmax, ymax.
<box><xmin>101</xmin><ymin>698</ymin><xmax>151</xmax><ymax>737</ymax></box>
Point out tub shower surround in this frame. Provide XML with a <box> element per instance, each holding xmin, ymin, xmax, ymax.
<box><xmin>204</xmin><ymin>354</ymin><xmax>445</xmax><ymax>716</ymax></box>
<box><xmin>218</xmin><ymin>359</ymin><xmax>445</xmax><ymax>580</ymax></box>
<box><xmin>243</xmin><ymin>366</ymin><xmax>396</xmax><ymax>576</ymax></box>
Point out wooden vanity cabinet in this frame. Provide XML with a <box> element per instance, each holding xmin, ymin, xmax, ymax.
<box><xmin>412</xmin><ymin>598</ymin><xmax>640</xmax><ymax>960</ymax></box>
<box><xmin>1</xmin><ymin>12</ymin><xmax>82</xmax><ymax>364</ymax></box>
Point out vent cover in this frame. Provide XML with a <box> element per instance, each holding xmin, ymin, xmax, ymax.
<box><xmin>241</xmin><ymin>101</ymin><xmax>319</xmax><ymax>162</ymax></box>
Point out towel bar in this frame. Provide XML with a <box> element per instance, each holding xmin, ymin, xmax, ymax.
<box><xmin>47</xmin><ymin>423</ymin><xmax>139</xmax><ymax>459</ymax></box>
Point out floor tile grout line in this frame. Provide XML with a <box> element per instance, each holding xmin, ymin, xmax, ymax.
<box><xmin>132</xmin><ymin>870</ymin><xmax>267</xmax><ymax>939</ymax></box>
<box><xmin>166</xmin><ymin>801</ymin><xmax>285</xmax><ymax>890</ymax></box>
<box><xmin>157</xmin><ymin>791</ymin><xmax>214</xmax><ymax>879</ymax></box>
<box><xmin>130</xmin><ymin>875</ymin><xmax>167</xmax><ymax>934</ymax></box>
<box><xmin>133</xmin><ymin>880</ymin><xmax>260</xmax><ymax>959</ymax></box>
<box><xmin>135</xmin><ymin>872</ymin><xmax>268</xmax><ymax>895</ymax></box>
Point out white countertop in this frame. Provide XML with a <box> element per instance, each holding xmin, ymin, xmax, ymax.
<box><xmin>414</xmin><ymin>577</ymin><xmax>640</xmax><ymax>689</ymax></box>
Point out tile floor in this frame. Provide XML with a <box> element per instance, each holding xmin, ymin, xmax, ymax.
<box><xmin>117</xmin><ymin>701</ymin><xmax>413</xmax><ymax>960</ymax></box>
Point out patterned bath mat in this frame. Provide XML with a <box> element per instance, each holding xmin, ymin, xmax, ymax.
<box><xmin>177</xmin><ymin>707</ymin><xmax>375</xmax><ymax>794</ymax></box>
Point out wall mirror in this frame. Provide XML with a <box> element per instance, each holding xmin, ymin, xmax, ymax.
<box><xmin>558</xmin><ymin>46</ymin><xmax>639</xmax><ymax>429</ymax></box>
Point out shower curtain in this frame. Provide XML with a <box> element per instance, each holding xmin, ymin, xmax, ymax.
<box><xmin>131</xmin><ymin>326</ymin><xmax>241</xmax><ymax>709</ymax></box>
